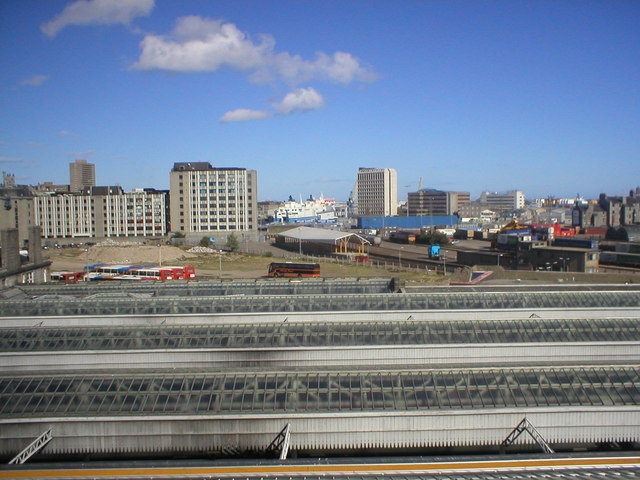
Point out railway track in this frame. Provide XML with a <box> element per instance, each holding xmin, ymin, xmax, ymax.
<box><xmin>3</xmin><ymin>454</ymin><xmax>640</xmax><ymax>479</ymax></box>
<box><xmin>368</xmin><ymin>244</ymin><xmax>466</xmax><ymax>271</ymax></box>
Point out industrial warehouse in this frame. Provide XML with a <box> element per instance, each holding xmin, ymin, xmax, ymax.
<box><xmin>0</xmin><ymin>278</ymin><xmax>639</xmax><ymax>480</ymax></box>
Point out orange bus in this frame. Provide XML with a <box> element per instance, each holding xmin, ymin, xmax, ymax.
<box><xmin>267</xmin><ymin>262</ymin><xmax>320</xmax><ymax>278</ymax></box>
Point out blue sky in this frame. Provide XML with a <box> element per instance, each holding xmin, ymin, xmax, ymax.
<box><xmin>1</xmin><ymin>0</ymin><xmax>639</xmax><ymax>202</ymax></box>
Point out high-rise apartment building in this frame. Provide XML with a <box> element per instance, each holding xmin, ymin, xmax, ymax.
<box><xmin>69</xmin><ymin>160</ymin><xmax>95</xmax><ymax>192</ymax></box>
<box><xmin>169</xmin><ymin>162</ymin><xmax>257</xmax><ymax>234</ymax></box>
<box><xmin>407</xmin><ymin>189</ymin><xmax>470</xmax><ymax>216</ymax></box>
<box><xmin>356</xmin><ymin>167</ymin><xmax>397</xmax><ymax>217</ymax></box>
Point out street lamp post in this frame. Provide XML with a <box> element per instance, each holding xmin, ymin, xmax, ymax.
<box><xmin>443</xmin><ymin>249</ymin><xmax>447</xmax><ymax>275</ymax></box>
<box><xmin>399</xmin><ymin>247</ymin><xmax>403</xmax><ymax>267</ymax></box>
<box><xmin>559</xmin><ymin>257</ymin><xmax>568</xmax><ymax>272</ymax></box>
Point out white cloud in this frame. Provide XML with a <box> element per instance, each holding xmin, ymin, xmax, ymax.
<box><xmin>42</xmin><ymin>0</ymin><xmax>155</xmax><ymax>38</ymax></box>
<box><xmin>220</xmin><ymin>109</ymin><xmax>268</xmax><ymax>123</ymax></box>
<box><xmin>21</xmin><ymin>75</ymin><xmax>48</xmax><ymax>87</ymax></box>
<box><xmin>67</xmin><ymin>150</ymin><xmax>96</xmax><ymax>158</ymax></box>
<box><xmin>133</xmin><ymin>16</ymin><xmax>376</xmax><ymax>85</ymax></box>
<box><xmin>134</xmin><ymin>16</ymin><xmax>271</xmax><ymax>72</ymax></box>
<box><xmin>59</xmin><ymin>130</ymin><xmax>76</xmax><ymax>137</ymax></box>
<box><xmin>0</xmin><ymin>157</ymin><xmax>27</xmax><ymax>164</ymax></box>
<box><xmin>268</xmin><ymin>51</ymin><xmax>378</xmax><ymax>85</ymax></box>
<box><xmin>274</xmin><ymin>87</ymin><xmax>325</xmax><ymax>115</ymax></box>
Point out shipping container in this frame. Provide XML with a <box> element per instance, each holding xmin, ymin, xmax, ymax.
<box><xmin>599</xmin><ymin>251</ymin><xmax>640</xmax><ymax>268</ymax></box>
<box><xmin>615</xmin><ymin>243</ymin><xmax>640</xmax><ymax>254</ymax></box>
<box><xmin>552</xmin><ymin>238</ymin><xmax>599</xmax><ymax>249</ymax></box>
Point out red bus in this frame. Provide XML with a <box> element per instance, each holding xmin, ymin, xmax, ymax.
<box><xmin>161</xmin><ymin>265</ymin><xmax>196</xmax><ymax>279</ymax></box>
<box><xmin>267</xmin><ymin>262</ymin><xmax>320</xmax><ymax>278</ymax></box>
<box><xmin>51</xmin><ymin>271</ymin><xmax>84</xmax><ymax>282</ymax></box>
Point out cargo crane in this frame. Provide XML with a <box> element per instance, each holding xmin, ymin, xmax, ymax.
<box><xmin>347</xmin><ymin>181</ymin><xmax>358</xmax><ymax>216</ymax></box>
<box><xmin>499</xmin><ymin>220</ymin><xmax>531</xmax><ymax>234</ymax></box>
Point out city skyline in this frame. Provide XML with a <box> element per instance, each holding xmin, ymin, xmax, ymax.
<box><xmin>1</xmin><ymin>1</ymin><xmax>639</xmax><ymax>202</ymax></box>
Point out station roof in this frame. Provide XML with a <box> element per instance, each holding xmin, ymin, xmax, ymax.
<box><xmin>12</xmin><ymin>281</ymin><xmax>640</xmax><ymax>299</ymax></box>
<box><xmin>277</xmin><ymin>226</ymin><xmax>370</xmax><ymax>245</ymax></box>
<box><xmin>1</xmin><ymin>289</ymin><xmax>639</xmax><ymax>317</ymax></box>
<box><xmin>2</xmin><ymin>365</ymin><xmax>638</xmax><ymax>418</ymax></box>
<box><xmin>3</xmin><ymin>317</ymin><xmax>639</xmax><ymax>352</ymax></box>
<box><xmin>12</xmin><ymin>278</ymin><xmax>396</xmax><ymax>299</ymax></box>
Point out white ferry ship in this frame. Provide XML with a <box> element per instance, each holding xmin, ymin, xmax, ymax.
<box><xmin>274</xmin><ymin>194</ymin><xmax>337</xmax><ymax>223</ymax></box>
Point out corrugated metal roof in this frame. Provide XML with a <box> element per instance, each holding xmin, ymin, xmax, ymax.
<box><xmin>277</xmin><ymin>226</ymin><xmax>369</xmax><ymax>245</ymax></box>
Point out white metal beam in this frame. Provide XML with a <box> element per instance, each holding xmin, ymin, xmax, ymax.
<box><xmin>8</xmin><ymin>428</ymin><xmax>53</xmax><ymax>464</ymax></box>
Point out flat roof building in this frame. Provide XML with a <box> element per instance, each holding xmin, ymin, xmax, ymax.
<box><xmin>479</xmin><ymin>190</ymin><xmax>525</xmax><ymax>212</ymax></box>
<box><xmin>356</xmin><ymin>167</ymin><xmax>397</xmax><ymax>217</ymax></box>
<box><xmin>169</xmin><ymin>162</ymin><xmax>257</xmax><ymax>234</ymax></box>
<box><xmin>408</xmin><ymin>189</ymin><xmax>470</xmax><ymax>216</ymax></box>
<box><xmin>69</xmin><ymin>160</ymin><xmax>95</xmax><ymax>193</ymax></box>
<box><xmin>33</xmin><ymin>188</ymin><xmax>168</xmax><ymax>238</ymax></box>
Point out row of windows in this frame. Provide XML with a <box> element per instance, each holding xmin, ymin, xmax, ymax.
<box><xmin>178</xmin><ymin>180</ymin><xmax>245</xmax><ymax>186</ymax></box>
<box><xmin>37</xmin><ymin>197</ymin><xmax>163</xmax><ymax>204</ymax></box>
<box><xmin>180</xmin><ymin>217</ymin><xmax>242</xmax><ymax>223</ymax></box>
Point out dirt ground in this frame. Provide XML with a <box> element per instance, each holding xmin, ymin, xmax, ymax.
<box><xmin>45</xmin><ymin>245</ymin><xmax>447</xmax><ymax>283</ymax></box>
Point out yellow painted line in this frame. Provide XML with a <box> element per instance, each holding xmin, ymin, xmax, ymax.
<box><xmin>2</xmin><ymin>456</ymin><xmax>640</xmax><ymax>478</ymax></box>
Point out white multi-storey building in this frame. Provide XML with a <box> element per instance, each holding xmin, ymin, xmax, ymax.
<box><xmin>169</xmin><ymin>163</ymin><xmax>257</xmax><ymax>234</ymax></box>
<box><xmin>93</xmin><ymin>188</ymin><xmax>167</xmax><ymax>237</ymax></box>
<box><xmin>33</xmin><ymin>188</ymin><xmax>167</xmax><ymax>238</ymax></box>
<box><xmin>479</xmin><ymin>190</ymin><xmax>525</xmax><ymax>212</ymax></box>
<box><xmin>356</xmin><ymin>167</ymin><xmax>398</xmax><ymax>217</ymax></box>
<box><xmin>33</xmin><ymin>194</ymin><xmax>94</xmax><ymax>238</ymax></box>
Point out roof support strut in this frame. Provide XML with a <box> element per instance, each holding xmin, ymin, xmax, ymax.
<box><xmin>502</xmin><ymin>417</ymin><xmax>554</xmax><ymax>454</ymax></box>
<box><xmin>267</xmin><ymin>423</ymin><xmax>291</xmax><ymax>460</ymax></box>
<box><xmin>8</xmin><ymin>428</ymin><xmax>53</xmax><ymax>464</ymax></box>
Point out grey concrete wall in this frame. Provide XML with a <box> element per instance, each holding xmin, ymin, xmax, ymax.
<box><xmin>0</xmin><ymin>228</ymin><xmax>20</xmax><ymax>272</ymax></box>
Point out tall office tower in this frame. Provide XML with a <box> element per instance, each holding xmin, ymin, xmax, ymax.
<box><xmin>169</xmin><ymin>162</ymin><xmax>257</xmax><ymax>234</ymax></box>
<box><xmin>407</xmin><ymin>189</ymin><xmax>470</xmax><ymax>216</ymax></box>
<box><xmin>356</xmin><ymin>167</ymin><xmax>398</xmax><ymax>217</ymax></box>
<box><xmin>69</xmin><ymin>160</ymin><xmax>95</xmax><ymax>192</ymax></box>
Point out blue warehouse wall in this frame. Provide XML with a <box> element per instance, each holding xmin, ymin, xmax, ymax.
<box><xmin>357</xmin><ymin>216</ymin><xmax>458</xmax><ymax>230</ymax></box>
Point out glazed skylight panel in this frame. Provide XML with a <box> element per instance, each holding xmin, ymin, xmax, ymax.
<box><xmin>2</xmin><ymin>317</ymin><xmax>640</xmax><ymax>352</ymax></box>
<box><xmin>1</xmin><ymin>291</ymin><xmax>640</xmax><ymax>316</ymax></box>
<box><xmin>1</xmin><ymin>367</ymin><xmax>639</xmax><ymax>417</ymax></box>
